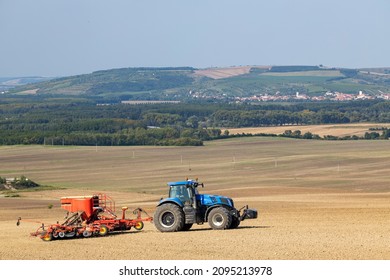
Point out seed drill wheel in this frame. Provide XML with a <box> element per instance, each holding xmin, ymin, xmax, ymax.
<box><xmin>52</xmin><ymin>230</ymin><xmax>59</xmax><ymax>239</ymax></box>
<box><xmin>41</xmin><ymin>231</ymin><xmax>53</xmax><ymax>242</ymax></box>
<box><xmin>99</xmin><ymin>225</ymin><xmax>109</xmax><ymax>236</ymax></box>
<box><xmin>208</xmin><ymin>207</ymin><xmax>232</xmax><ymax>230</ymax></box>
<box><xmin>83</xmin><ymin>230</ymin><xmax>92</xmax><ymax>237</ymax></box>
<box><xmin>65</xmin><ymin>231</ymin><xmax>76</xmax><ymax>238</ymax></box>
<box><xmin>154</xmin><ymin>203</ymin><xmax>184</xmax><ymax>232</ymax></box>
<box><xmin>134</xmin><ymin>221</ymin><xmax>144</xmax><ymax>231</ymax></box>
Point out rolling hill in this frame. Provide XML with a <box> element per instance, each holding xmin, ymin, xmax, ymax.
<box><xmin>8</xmin><ymin>65</ymin><xmax>390</xmax><ymax>102</ymax></box>
<box><xmin>0</xmin><ymin>76</ymin><xmax>52</xmax><ymax>92</ymax></box>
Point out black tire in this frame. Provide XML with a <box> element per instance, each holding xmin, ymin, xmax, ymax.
<box><xmin>208</xmin><ymin>207</ymin><xmax>232</xmax><ymax>230</ymax></box>
<box><xmin>229</xmin><ymin>216</ymin><xmax>241</xmax><ymax>229</ymax></box>
<box><xmin>82</xmin><ymin>230</ymin><xmax>92</xmax><ymax>237</ymax></box>
<box><xmin>181</xmin><ymin>223</ymin><xmax>193</xmax><ymax>231</ymax></box>
<box><xmin>52</xmin><ymin>230</ymin><xmax>59</xmax><ymax>239</ymax></box>
<box><xmin>154</xmin><ymin>204</ymin><xmax>185</xmax><ymax>232</ymax></box>
<box><xmin>65</xmin><ymin>231</ymin><xmax>76</xmax><ymax>238</ymax></box>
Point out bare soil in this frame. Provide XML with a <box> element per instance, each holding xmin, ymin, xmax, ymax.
<box><xmin>194</xmin><ymin>66</ymin><xmax>253</xmax><ymax>79</ymax></box>
<box><xmin>1</xmin><ymin>187</ymin><xmax>389</xmax><ymax>260</ymax></box>
<box><xmin>0</xmin><ymin>139</ymin><xmax>389</xmax><ymax>260</ymax></box>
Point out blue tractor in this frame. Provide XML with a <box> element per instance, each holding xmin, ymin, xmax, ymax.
<box><xmin>153</xmin><ymin>179</ymin><xmax>258</xmax><ymax>232</ymax></box>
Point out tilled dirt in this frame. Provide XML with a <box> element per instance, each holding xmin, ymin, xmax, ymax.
<box><xmin>1</xmin><ymin>188</ymin><xmax>389</xmax><ymax>260</ymax></box>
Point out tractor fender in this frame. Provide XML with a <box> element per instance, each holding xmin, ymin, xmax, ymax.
<box><xmin>156</xmin><ymin>197</ymin><xmax>184</xmax><ymax>208</ymax></box>
<box><xmin>204</xmin><ymin>205</ymin><xmax>234</xmax><ymax>222</ymax></box>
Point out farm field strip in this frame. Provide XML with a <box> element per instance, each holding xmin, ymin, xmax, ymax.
<box><xmin>1</xmin><ymin>137</ymin><xmax>390</xmax><ymax>191</ymax></box>
<box><xmin>227</xmin><ymin>123</ymin><xmax>390</xmax><ymax>137</ymax></box>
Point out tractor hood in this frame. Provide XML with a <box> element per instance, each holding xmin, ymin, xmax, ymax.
<box><xmin>197</xmin><ymin>194</ymin><xmax>234</xmax><ymax>208</ymax></box>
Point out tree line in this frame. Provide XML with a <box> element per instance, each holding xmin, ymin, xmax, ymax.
<box><xmin>1</xmin><ymin>98</ymin><xmax>390</xmax><ymax>146</ymax></box>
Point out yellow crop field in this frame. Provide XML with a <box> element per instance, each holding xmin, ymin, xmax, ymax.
<box><xmin>227</xmin><ymin>123</ymin><xmax>390</xmax><ymax>137</ymax></box>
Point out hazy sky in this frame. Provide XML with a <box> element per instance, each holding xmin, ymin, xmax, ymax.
<box><xmin>1</xmin><ymin>0</ymin><xmax>389</xmax><ymax>77</ymax></box>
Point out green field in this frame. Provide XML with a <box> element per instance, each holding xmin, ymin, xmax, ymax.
<box><xmin>1</xmin><ymin>137</ymin><xmax>389</xmax><ymax>195</ymax></box>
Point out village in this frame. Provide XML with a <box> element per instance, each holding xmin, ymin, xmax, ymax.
<box><xmin>189</xmin><ymin>89</ymin><xmax>390</xmax><ymax>102</ymax></box>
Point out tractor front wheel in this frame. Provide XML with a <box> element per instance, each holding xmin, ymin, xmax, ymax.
<box><xmin>208</xmin><ymin>207</ymin><xmax>232</xmax><ymax>230</ymax></box>
<box><xmin>229</xmin><ymin>216</ymin><xmax>241</xmax><ymax>229</ymax></box>
<box><xmin>154</xmin><ymin>204</ymin><xmax>184</xmax><ymax>232</ymax></box>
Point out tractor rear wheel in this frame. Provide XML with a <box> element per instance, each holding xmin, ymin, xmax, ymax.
<box><xmin>208</xmin><ymin>207</ymin><xmax>232</xmax><ymax>230</ymax></box>
<box><xmin>154</xmin><ymin>203</ymin><xmax>184</xmax><ymax>232</ymax></box>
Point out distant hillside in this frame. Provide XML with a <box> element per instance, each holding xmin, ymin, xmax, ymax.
<box><xmin>11</xmin><ymin>67</ymin><xmax>194</xmax><ymax>94</ymax></box>
<box><xmin>0</xmin><ymin>76</ymin><xmax>53</xmax><ymax>92</ymax></box>
<box><xmin>9</xmin><ymin>65</ymin><xmax>390</xmax><ymax>102</ymax></box>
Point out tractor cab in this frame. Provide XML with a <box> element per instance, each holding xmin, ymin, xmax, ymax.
<box><xmin>168</xmin><ymin>180</ymin><xmax>200</xmax><ymax>205</ymax></box>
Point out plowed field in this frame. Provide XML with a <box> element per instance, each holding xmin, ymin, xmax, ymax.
<box><xmin>1</xmin><ymin>138</ymin><xmax>389</xmax><ymax>260</ymax></box>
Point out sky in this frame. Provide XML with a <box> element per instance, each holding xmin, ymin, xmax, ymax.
<box><xmin>0</xmin><ymin>0</ymin><xmax>389</xmax><ymax>77</ymax></box>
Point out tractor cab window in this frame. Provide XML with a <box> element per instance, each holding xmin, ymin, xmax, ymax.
<box><xmin>169</xmin><ymin>185</ymin><xmax>191</xmax><ymax>203</ymax></box>
<box><xmin>191</xmin><ymin>186</ymin><xmax>199</xmax><ymax>196</ymax></box>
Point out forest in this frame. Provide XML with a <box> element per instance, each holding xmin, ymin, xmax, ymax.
<box><xmin>1</xmin><ymin>95</ymin><xmax>390</xmax><ymax>146</ymax></box>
